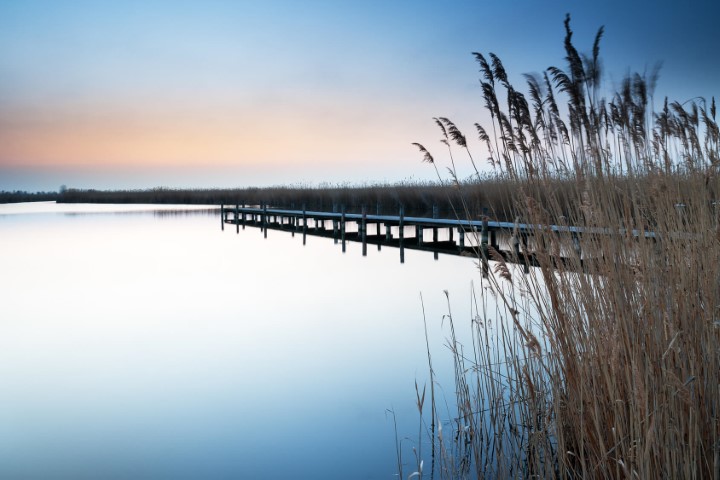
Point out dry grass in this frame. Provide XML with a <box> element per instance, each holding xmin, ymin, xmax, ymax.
<box><xmin>407</xmin><ymin>15</ymin><xmax>719</xmax><ymax>479</ymax></box>
<box><xmin>54</xmin><ymin>180</ymin><xmax>522</xmax><ymax>220</ymax></box>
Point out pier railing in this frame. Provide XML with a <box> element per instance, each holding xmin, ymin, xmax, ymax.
<box><xmin>219</xmin><ymin>205</ymin><xmax>660</xmax><ymax>268</ymax></box>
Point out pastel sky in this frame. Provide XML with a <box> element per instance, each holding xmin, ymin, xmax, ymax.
<box><xmin>1</xmin><ymin>0</ymin><xmax>718</xmax><ymax>191</ymax></box>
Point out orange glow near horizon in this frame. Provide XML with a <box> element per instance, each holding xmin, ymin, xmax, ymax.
<box><xmin>0</xmin><ymin>102</ymin><xmax>412</xmax><ymax>170</ymax></box>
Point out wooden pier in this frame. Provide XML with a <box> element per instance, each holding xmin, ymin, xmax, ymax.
<box><xmin>218</xmin><ymin>204</ymin><xmax>646</xmax><ymax>269</ymax></box>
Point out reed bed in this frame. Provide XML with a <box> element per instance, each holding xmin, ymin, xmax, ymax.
<box><xmin>406</xmin><ymin>15</ymin><xmax>719</xmax><ymax>479</ymax></box>
<box><xmin>51</xmin><ymin>180</ymin><xmax>517</xmax><ymax>219</ymax></box>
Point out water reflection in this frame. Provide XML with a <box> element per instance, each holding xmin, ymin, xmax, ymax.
<box><xmin>0</xmin><ymin>202</ymin><xmax>489</xmax><ymax>479</ymax></box>
<box><xmin>0</xmin><ymin>201</ymin><xmax>219</xmax><ymax>217</ymax></box>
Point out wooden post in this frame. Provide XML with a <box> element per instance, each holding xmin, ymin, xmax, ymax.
<box><xmin>386</xmin><ymin>224</ymin><xmax>392</xmax><ymax>240</ymax></box>
<box><xmin>399</xmin><ymin>205</ymin><xmax>405</xmax><ymax>264</ymax></box>
<box><xmin>333</xmin><ymin>218</ymin><xmax>338</xmax><ymax>240</ymax></box>
<box><xmin>361</xmin><ymin>206</ymin><xmax>367</xmax><ymax>239</ymax></box>
<box><xmin>481</xmin><ymin>211</ymin><xmax>489</xmax><ymax>259</ymax></box>
<box><xmin>573</xmin><ymin>234</ymin><xmax>582</xmax><ymax>259</ymax></box>
<box><xmin>220</xmin><ymin>204</ymin><xmax>225</xmax><ymax>231</ymax></box>
<box><xmin>432</xmin><ymin>227</ymin><xmax>438</xmax><ymax>243</ymax></box>
<box><xmin>235</xmin><ymin>204</ymin><xmax>239</xmax><ymax>233</ymax></box>
<box><xmin>341</xmin><ymin>205</ymin><xmax>346</xmax><ymax>253</ymax></box>
<box><xmin>417</xmin><ymin>225</ymin><xmax>423</xmax><ymax>246</ymax></box>
<box><xmin>458</xmin><ymin>228</ymin><xmax>465</xmax><ymax>248</ymax></box>
<box><xmin>361</xmin><ymin>206</ymin><xmax>368</xmax><ymax>256</ymax></box>
<box><xmin>302</xmin><ymin>204</ymin><xmax>307</xmax><ymax>234</ymax></box>
<box><xmin>262</xmin><ymin>204</ymin><xmax>267</xmax><ymax>238</ymax></box>
<box><xmin>303</xmin><ymin>214</ymin><xmax>307</xmax><ymax>244</ymax></box>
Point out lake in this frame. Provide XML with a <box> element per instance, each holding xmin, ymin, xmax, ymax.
<box><xmin>0</xmin><ymin>202</ymin><xmax>488</xmax><ymax>479</ymax></box>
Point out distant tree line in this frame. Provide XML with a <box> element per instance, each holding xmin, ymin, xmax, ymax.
<box><xmin>0</xmin><ymin>190</ymin><xmax>59</xmax><ymax>203</ymax></box>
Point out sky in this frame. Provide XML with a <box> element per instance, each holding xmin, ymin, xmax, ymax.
<box><xmin>1</xmin><ymin>0</ymin><xmax>719</xmax><ymax>192</ymax></box>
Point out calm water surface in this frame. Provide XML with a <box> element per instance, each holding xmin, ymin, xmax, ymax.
<box><xmin>0</xmin><ymin>202</ymin><xmax>486</xmax><ymax>479</ymax></box>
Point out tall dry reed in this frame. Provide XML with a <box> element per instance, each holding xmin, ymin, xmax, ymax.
<box><xmin>410</xmin><ymin>14</ymin><xmax>719</xmax><ymax>479</ymax></box>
